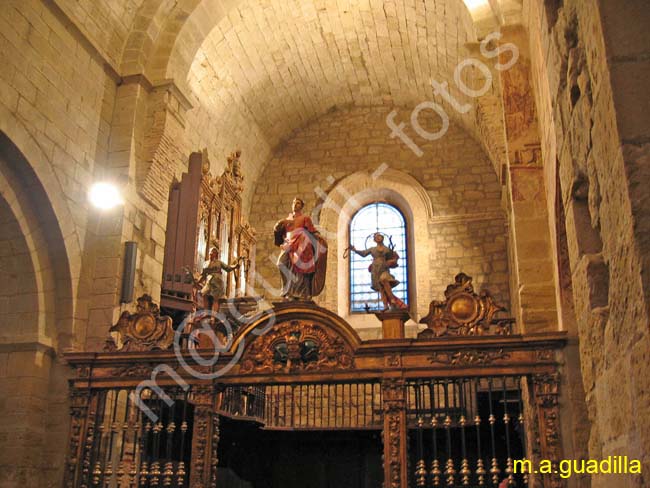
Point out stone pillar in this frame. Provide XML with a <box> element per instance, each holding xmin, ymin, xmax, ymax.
<box><xmin>381</xmin><ymin>379</ymin><xmax>408</xmax><ymax>488</ymax></box>
<box><xmin>375</xmin><ymin>310</ymin><xmax>410</xmax><ymax>339</ymax></box>
<box><xmin>0</xmin><ymin>346</ymin><xmax>56</xmax><ymax>487</ymax></box>
<box><xmin>498</xmin><ymin>25</ymin><xmax>559</xmax><ymax>333</ymax></box>
<box><xmin>85</xmin><ymin>75</ymin><xmax>191</xmax><ymax>349</ymax></box>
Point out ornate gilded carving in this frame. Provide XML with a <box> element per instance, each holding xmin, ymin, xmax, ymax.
<box><xmin>239</xmin><ymin>320</ymin><xmax>354</xmax><ymax>374</ymax></box>
<box><xmin>64</xmin><ymin>388</ymin><xmax>91</xmax><ymax>487</ymax></box>
<box><xmin>191</xmin><ymin>413</ymin><xmax>209</xmax><ymax>488</ymax></box>
<box><xmin>105</xmin><ymin>295</ymin><xmax>174</xmax><ymax>352</ymax></box>
<box><xmin>382</xmin><ymin>378</ymin><xmax>405</xmax><ymax>411</ymax></box>
<box><xmin>385</xmin><ymin>354</ymin><xmax>401</xmax><ymax>368</ymax></box>
<box><xmin>110</xmin><ymin>364</ymin><xmax>155</xmax><ymax>377</ymax></box>
<box><xmin>382</xmin><ymin>379</ymin><xmax>406</xmax><ymax>488</ymax></box>
<box><xmin>386</xmin><ymin>412</ymin><xmax>402</xmax><ymax>488</ymax></box>
<box><xmin>428</xmin><ymin>349</ymin><xmax>511</xmax><ymax>366</ymax></box>
<box><xmin>533</xmin><ymin>373</ymin><xmax>564</xmax><ymax>488</ymax></box>
<box><xmin>418</xmin><ymin>273</ymin><xmax>514</xmax><ymax>338</ymax></box>
<box><xmin>209</xmin><ymin>415</ymin><xmax>220</xmax><ymax>488</ymax></box>
<box><xmin>224</xmin><ymin>150</ymin><xmax>244</xmax><ymax>192</ymax></box>
<box><xmin>108</xmin><ymin>362</ymin><xmax>213</xmax><ymax>379</ymax></box>
<box><xmin>161</xmin><ymin>148</ymin><xmax>256</xmax><ymax>313</ymax></box>
<box><xmin>535</xmin><ymin>349</ymin><xmax>554</xmax><ymax>361</ymax></box>
<box><xmin>190</xmin><ymin>386</ymin><xmax>214</xmax><ymax>488</ymax></box>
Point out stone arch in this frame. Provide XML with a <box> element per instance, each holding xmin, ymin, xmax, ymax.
<box><xmin>0</xmin><ymin>131</ymin><xmax>77</xmax><ymax>487</ymax></box>
<box><xmin>146</xmin><ymin>0</ymin><xmax>234</xmax><ymax>83</ymax></box>
<box><xmin>317</xmin><ymin>168</ymin><xmax>433</xmax><ymax>332</ymax></box>
<box><xmin>119</xmin><ymin>0</ymin><xmax>176</xmax><ymax>76</ymax></box>
<box><xmin>0</xmin><ymin>131</ymin><xmax>75</xmax><ymax>349</ymax></box>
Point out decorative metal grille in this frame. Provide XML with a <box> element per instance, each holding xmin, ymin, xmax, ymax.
<box><xmin>218</xmin><ymin>381</ymin><xmax>384</xmax><ymax>430</ymax></box>
<box><xmin>406</xmin><ymin>376</ymin><xmax>527</xmax><ymax>487</ymax></box>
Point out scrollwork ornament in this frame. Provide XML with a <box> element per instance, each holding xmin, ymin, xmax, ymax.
<box><xmin>210</xmin><ymin>416</ymin><xmax>220</xmax><ymax>488</ymax></box>
<box><xmin>64</xmin><ymin>388</ymin><xmax>91</xmax><ymax>487</ymax></box>
<box><xmin>533</xmin><ymin>373</ymin><xmax>564</xmax><ymax>488</ymax></box>
<box><xmin>386</xmin><ymin>354</ymin><xmax>401</xmax><ymax>368</ymax></box>
<box><xmin>418</xmin><ymin>273</ymin><xmax>514</xmax><ymax>338</ymax></box>
<box><xmin>428</xmin><ymin>349</ymin><xmax>510</xmax><ymax>366</ymax></box>
<box><xmin>111</xmin><ymin>364</ymin><xmax>154</xmax><ymax>378</ymax></box>
<box><xmin>105</xmin><ymin>295</ymin><xmax>174</xmax><ymax>352</ymax></box>
<box><xmin>387</xmin><ymin>412</ymin><xmax>402</xmax><ymax>488</ymax></box>
<box><xmin>190</xmin><ymin>410</ymin><xmax>210</xmax><ymax>488</ymax></box>
<box><xmin>382</xmin><ymin>378</ymin><xmax>406</xmax><ymax>413</ymax></box>
<box><xmin>239</xmin><ymin>320</ymin><xmax>355</xmax><ymax>374</ymax></box>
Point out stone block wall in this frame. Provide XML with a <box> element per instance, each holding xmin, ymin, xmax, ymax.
<box><xmin>249</xmin><ymin>105</ymin><xmax>510</xmax><ymax>332</ymax></box>
<box><xmin>525</xmin><ymin>0</ymin><xmax>650</xmax><ymax>484</ymax></box>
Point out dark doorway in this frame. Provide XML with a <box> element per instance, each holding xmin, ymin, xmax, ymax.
<box><xmin>217</xmin><ymin>417</ymin><xmax>383</xmax><ymax>488</ymax></box>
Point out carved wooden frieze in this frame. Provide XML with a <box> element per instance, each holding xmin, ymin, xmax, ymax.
<box><xmin>63</xmin><ymin>388</ymin><xmax>91</xmax><ymax>487</ymax></box>
<box><xmin>533</xmin><ymin>373</ymin><xmax>564</xmax><ymax>488</ymax></box>
<box><xmin>382</xmin><ymin>379</ymin><xmax>407</xmax><ymax>488</ymax></box>
<box><xmin>209</xmin><ymin>415</ymin><xmax>220</xmax><ymax>488</ymax></box>
<box><xmin>190</xmin><ymin>385</ymin><xmax>215</xmax><ymax>488</ymax></box>
<box><xmin>239</xmin><ymin>319</ymin><xmax>355</xmax><ymax>374</ymax></box>
<box><xmin>428</xmin><ymin>348</ymin><xmax>511</xmax><ymax>366</ymax></box>
<box><xmin>105</xmin><ymin>295</ymin><xmax>174</xmax><ymax>352</ymax></box>
<box><xmin>418</xmin><ymin>273</ymin><xmax>515</xmax><ymax>338</ymax></box>
<box><xmin>385</xmin><ymin>353</ymin><xmax>402</xmax><ymax>368</ymax></box>
<box><xmin>106</xmin><ymin>362</ymin><xmax>214</xmax><ymax>380</ymax></box>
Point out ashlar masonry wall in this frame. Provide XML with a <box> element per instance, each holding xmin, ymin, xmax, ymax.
<box><xmin>249</xmin><ymin>105</ymin><xmax>510</xmax><ymax>338</ymax></box>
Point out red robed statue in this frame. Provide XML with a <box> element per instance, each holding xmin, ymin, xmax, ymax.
<box><xmin>274</xmin><ymin>197</ymin><xmax>328</xmax><ymax>300</ymax></box>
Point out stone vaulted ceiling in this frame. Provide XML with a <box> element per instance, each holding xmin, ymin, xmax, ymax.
<box><xmin>187</xmin><ymin>0</ymin><xmax>484</xmax><ymax>150</ymax></box>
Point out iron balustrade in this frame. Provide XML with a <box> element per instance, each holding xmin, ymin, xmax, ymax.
<box><xmin>217</xmin><ymin>381</ymin><xmax>384</xmax><ymax>430</ymax></box>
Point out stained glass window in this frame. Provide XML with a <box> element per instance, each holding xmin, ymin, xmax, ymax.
<box><xmin>349</xmin><ymin>202</ymin><xmax>409</xmax><ymax>312</ymax></box>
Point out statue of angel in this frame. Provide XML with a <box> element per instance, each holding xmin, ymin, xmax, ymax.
<box><xmin>186</xmin><ymin>244</ymin><xmax>242</xmax><ymax>313</ymax></box>
<box><xmin>348</xmin><ymin>232</ymin><xmax>408</xmax><ymax>311</ymax></box>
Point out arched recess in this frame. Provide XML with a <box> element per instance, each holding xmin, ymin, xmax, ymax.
<box><xmin>316</xmin><ymin>168</ymin><xmax>433</xmax><ymax>332</ymax></box>
<box><xmin>0</xmin><ymin>132</ymin><xmax>74</xmax><ymax>349</ymax></box>
<box><xmin>0</xmin><ymin>132</ymin><xmax>76</xmax><ymax>486</ymax></box>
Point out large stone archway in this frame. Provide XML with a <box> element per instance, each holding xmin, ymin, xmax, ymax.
<box><xmin>0</xmin><ymin>133</ymin><xmax>76</xmax><ymax>487</ymax></box>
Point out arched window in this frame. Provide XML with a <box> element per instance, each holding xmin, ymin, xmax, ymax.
<box><xmin>349</xmin><ymin>202</ymin><xmax>409</xmax><ymax>312</ymax></box>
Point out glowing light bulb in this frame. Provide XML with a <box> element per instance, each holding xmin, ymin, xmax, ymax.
<box><xmin>88</xmin><ymin>182</ymin><xmax>123</xmax><ymax>210</ymax></box>
<box><xmin>463</xmin><ymin>0</ymin><xmax>489</xmax><ymax>11</ymax></box>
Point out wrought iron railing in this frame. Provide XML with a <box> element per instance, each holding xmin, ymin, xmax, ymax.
<box><xmin>217</xmin><ymin>381</ymin><xmax>384</xmax><ymax>430</ymax></box>
<box><xmin>406</xmin><ymin>376</ymin><xmax>527</xmax><ymax>487</ymax></box>
<box><xmin>69</xmin><ymin>387</ymin><xmax>199</xmax><ymax>488</ymax></box>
